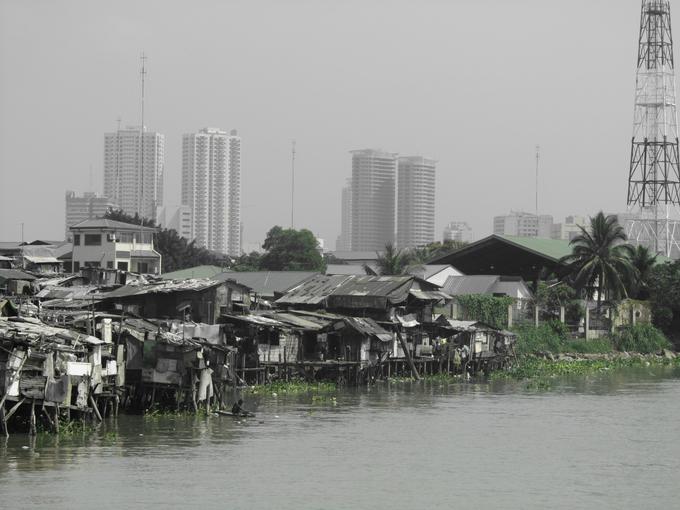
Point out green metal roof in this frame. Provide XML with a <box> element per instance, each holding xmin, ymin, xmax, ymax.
<box><xmin>499</xmin><ymin>235</ymin><xmax>573</xmax><ymax>261</ymax></box>
<box><xmin>161</xmin><ymin>265</ymin><xmax>227</xmax><ymax>280</ymax></box>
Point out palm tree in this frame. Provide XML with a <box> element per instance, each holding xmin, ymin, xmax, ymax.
<box><xmin>560</xmin><ymin>212</ymin><xmax>635</xmax><ymax>312</ymax></box>
<box><xmin>628</xmin><ymin>244</ymin><xmax>657</xmax><ymax>300</ymax></box>
<box><xmin>372</xmin><ymin>243</ymin><xmax>410</xmax><ymax>276</ymax></box>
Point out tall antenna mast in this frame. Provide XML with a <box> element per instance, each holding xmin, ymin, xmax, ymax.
<box><xmin>627</xmin><ymin>1</ymin><xmax>680</xmax><ymax>256</ymax></box>
<box><xmin>139</xmin><ymin>52</ymin><xmax>147</xmax><ymax>222</ymax></box>
<box><xmin>291</xmin><ymin>139</ymin><xmax>296</xmax><ymax>228</ymax></box>
<box><xmin>535</xmin><ymin>145</ymin><xmax>540</xmax><ymax>215</ymax></box>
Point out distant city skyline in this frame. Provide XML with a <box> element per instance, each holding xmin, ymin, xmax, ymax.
<box><xmin>0</xmin><ymin>1</ymin><xmax>655</xmax><ymax>250</ymax></box>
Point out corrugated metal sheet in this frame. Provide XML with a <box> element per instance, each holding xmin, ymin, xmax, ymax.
<box><xmin>408</xmin><ymin>289</ymin><xmax>451</xmax><ymax>302</ymax></box>
<box><xmin>0</xmin><ymin>269</ymin><xmax>37</xmax><ymax>281</ymax></box>
<box><xmin>101</xmin><ymin>278</ymin><xmax>224</xmax><ymax>299</ymax></box>
<box><xmin>344</xmin><ymin>317</ymin><xmax>393</xmax><ymax>342</ymax></box>
<box><xmin>276</xmin><ymin>274</ymin><xmax>353</xmax><ymax>305</ymax></box>
<box><xmin>217</xmin><ymin>271</ymin><xmax>320</xmax><ymax>298</ymax></box>
<box><xmin>441</xmin><ymin>275</ymin><xmax>499</xmax><ymax>296</ymax></box>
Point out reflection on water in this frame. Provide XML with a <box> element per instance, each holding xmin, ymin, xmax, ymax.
<box><xmin>1</xmin><ymin>366</ymin><xmax>679</xmax><ymax>509</ymax></box>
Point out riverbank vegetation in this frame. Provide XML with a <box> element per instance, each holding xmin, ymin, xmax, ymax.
<box><xmin>246</xmin><ymin>380</ymin><xmax>336</xmax><ymax>396</ymax></box>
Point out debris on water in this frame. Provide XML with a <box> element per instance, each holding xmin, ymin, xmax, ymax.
<box><xmin>274</xmin><ymin>415</ymin><xmax>279</xmax><ymax>418</ymax></box>
<box><xmin>21</xmin><ymin>446</ymin><xmax>29</xmax><ymax>450</ymax></box>
<box><xmin>272</xmin><ymin>392</ymin><xmax>278</xmax><ymax>397</ymax></box>
<box><xmin>139</xmin><ymin>434</ymin><xmax>144</xmax><ymax>436</ymax></box>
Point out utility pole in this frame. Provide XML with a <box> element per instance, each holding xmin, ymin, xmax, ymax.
<box><xmin>535</xmin><ymin>145</ymin><xmax>540</xmax><ymax>216</ymax></box>
<box><xmin>291</xmin><ymin>139</ymin><xmax>296</xmax><ymax>229</ymax></box>
<box><xmin>139</xmin><ymin>52</ymin><xmax>147</xmax><ymax>222</ymax></box>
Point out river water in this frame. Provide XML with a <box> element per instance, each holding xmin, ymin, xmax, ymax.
<box><xmin>1</xmin><ymin>366</ymin><xmax>679</xmax><ymax>509</ymax></box>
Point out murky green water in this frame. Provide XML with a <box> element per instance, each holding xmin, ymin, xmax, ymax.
<box><xmin>1</xmin><ymin>366</ymin><xmax>679</xmax><ymax>509</ymax></box>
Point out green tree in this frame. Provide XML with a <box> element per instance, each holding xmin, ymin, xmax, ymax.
<box><xmin>647</xmin><ymin>260</ymin><xmax>680</xmax><ymax>340</ymax></box>
<box><xmin>104</xmin><ymin>209</ymin><xmax>225</xmax><ymax>273</ymax></box>
<box><xmin>259</xmin><ymin>226</ymin><xmax>325</xmax><ymax>271</ymax></box>
<box><xmin>627</xmin><ymin>244</ymin><xmax>657</xmax><ymax>299</ymax></box>
<box><xmin>372</xmin><ymin>243</ymin><xmax>410</xmax><ymax>275</ymax></box>
<box><xmin>560</xmin><ymin>212</ymin><xmax>635</xmax><ymax>312</ymax></box>
<box><xmin>230</xmin><ymin>251</ymin><xmax>263</xmax><ymax>272</ymax></box>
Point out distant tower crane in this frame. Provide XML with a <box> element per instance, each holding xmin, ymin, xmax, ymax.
<box><xmin>627</xmin><ymin>0</ymin><xmax>680</xmax><ymax>257</ymax></box>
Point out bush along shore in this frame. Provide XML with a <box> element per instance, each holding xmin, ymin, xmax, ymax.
<box><xmin>491</xmin><ymin>322</ymin><xmax>679</xmax><ymax>387</ymax></box>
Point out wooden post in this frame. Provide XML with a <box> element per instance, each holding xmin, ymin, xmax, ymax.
<box><xmin>507</xmin><ymin>304</ymin><xmax>513</xmax><ymax>328</ymax></box>
<box><xmin>397</xmin><ymin>332</ymin><xmax>420</xmax><ymax>380</ymax></box>
<box><xmin>534</xmin><ymin>304</ymin><xmax>539</xmax><ymax>327</ymax></box>
<box><xmin>0</xmin><ymin>402</ymin><xmax>7</xmax><ymax>438</ymax></box>
<box><xmin>560</xmin><ymin>306</ymin><xmax>565</xmax><ymax>324</ymax></box>
<box><xmin>585</xmin><ymin>306</ymin><xmax>590</xmax><ymax>340</ymax></box>
<box><xmin>30</xmin><ymin>400</ymin><xmax>37</xmax><ymax>436</ymax></box>
<box><xmin>54</xmin><ymin>404</ymin><xmax>59</xmax><ymax>434</ymax></box>
<box><xmin>90</xmin><ymin>395</ymin><xmax>103</xmax><ymax>422</ymax></box>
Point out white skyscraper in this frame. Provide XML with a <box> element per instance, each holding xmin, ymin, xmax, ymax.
<box><xmin>351</xmin><ymin>149</ymin><xmax>397</xmax><ymax>251</ymax></box>
<box><xmin>182</xmin><ymin>128</ymin><xmax>241</xmax><ymax>256</ymax></box>
<box><xmin>397</xmin><ymin>156</ymin><xmax>436</xmax><ymax>249</ymax></box>
<box><xmin>493</xmin><ymin>211</ymin><xmax>554</xmax><ymax>238</ymax></box>
<box><xmin>103</xmin><ymin>127</ymin><xmax>165</xmax><ymax>221</ymax></box>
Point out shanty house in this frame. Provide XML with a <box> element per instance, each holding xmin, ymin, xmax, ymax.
<box><xmin>99</xmin><ymin>278</ymin><xmax>251</xmax><ymax>324</ymax></box>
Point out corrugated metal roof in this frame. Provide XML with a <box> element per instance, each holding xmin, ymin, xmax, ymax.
<box><xmin>498</xmin><ymin>235</ymin><xmax>572</xmax><ymax>261</ymax></box>
<box><xmin>277</xmin><ymin>274</ymin><xmax>418</xmax><ymax>308</ymax></box>
<box><xmin>275</xmin><ymin>274</ymin><xmax>352</xmax><ymax>305</ymax></box>
<box><xmin>0</xmin><ymin>269</ymin><xmax>36</xmax><ymax>281</ymax></box>
<box><xmin>441</xmin><ymin>275</ymin><xmax>499</xmax><ymax>296</ymax></box>
<box><xmin>217</xmin><ymin>271</ymin><xmax>319</xmax><ymax>297</ymax></box>
<box><xmin>344</xmin><ymin>317</ymin><xmax>392</xmax><ymax>342</ymax></box>
<box><xmin>101</xmin><ymin>278</ymin><xmax>224</xmax><ymax>299</ymax></box>
<box><xmin>408</xmin><ymin>289</ymin><xmax>451</xmax><ymax>302</ymax></box>
<box><xmin>325</xmin><ymin>264</ymin><xmax>377</xmax><ymax>275</ymax></box>
<box><xmin>161</xmin><ymin>265</ymin><xmax>227</xmax><ymax>281</ymax></box>
<box><xmin>23</xmin><ymin>255</ymin><xmax>60</xmax><ymax>264</ymax></box>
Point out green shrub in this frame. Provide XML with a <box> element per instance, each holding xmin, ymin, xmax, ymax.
<box><xmin>562</xmin><ymin>337</ymin><xmax>613</xmax><ymax>354</ymax></box>
<box><xmin>611</xmin><ymin>324</ymin><xmax>671</xmax><ymax>353</ymax></box>
<box><xmin>513</xmin><ymin>323</ymin><xmax>565</xmax><ymax>355</ymax></box>
<box><xmin>456</xmin><ymin>294</ymin><xmax>513</xmax><ymax>329</ymax></box>
<box><xmin>514</xmin><ymin>321</ymin><xmax>613</xmax><ymax>354</ymax></box>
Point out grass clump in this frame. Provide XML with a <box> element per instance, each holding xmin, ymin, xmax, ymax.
<box><xmin>514</xmin><ymin>321</ymin><xmax>615</xmax><ymax>355</ymax></box>
<box><xmin>611</xmin><ymin>324</ymin><xmax>671</xmax><ymax>354</ymax></box>
<box><xmin>248</xmin><ymin>380</ymin><xmax>336</xmax><ymax>396</ymax></box>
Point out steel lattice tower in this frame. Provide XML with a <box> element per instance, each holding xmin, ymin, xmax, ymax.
<box><xmin>627</xmin><ymin>0</ymin><xmax>680</xmax><ymax>257</ymax></box>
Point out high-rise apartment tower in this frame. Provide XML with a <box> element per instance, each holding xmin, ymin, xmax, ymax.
<box><xmin>350</xmin><ymin>149</ymin><xmax>397</xmax><ymax>251</ymax></box>
<box><xmin>182</xmin><ymin>128</ymin><xmax>241</xmax><ymax>256</ymax></box>
<box><xmin>397</xmin><ymin>156</ymin><xmax>436</xmax><ymax>248</ymax></box>
<box><xmin>103</xmin><ymin>127</ymin><xmax>165</xmax><ymax>221</ymax></box>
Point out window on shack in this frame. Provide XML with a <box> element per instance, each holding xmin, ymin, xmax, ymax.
<box><xmin>73</xmin><ymin>234</ymin><xmax>80</xmax><ymax>245</ymax></box>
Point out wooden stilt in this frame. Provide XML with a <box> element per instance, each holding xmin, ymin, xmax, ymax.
<box><xmin>30</xmin><ymin>400</ymin><xmax>37</xmax><ymax>436</ymax></box>
<box><xmin>0</xmin><ymin>402</ymin><xmax>7</xmax><ymax>438</ymax></box>
<box><xmin>89</xmin><ymin>395</ymin><xmax>103</xmax><ymax>422</ymax></box>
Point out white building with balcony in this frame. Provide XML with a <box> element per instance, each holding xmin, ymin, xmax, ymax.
<box><xmin>69</xmin><ymin>219</ymin><xmax>161</xmax><ymax>274</ymax></box>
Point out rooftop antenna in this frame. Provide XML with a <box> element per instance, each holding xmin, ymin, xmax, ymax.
<box><xmin>89</xmin><ymin>164</ymin><xmax>93</xmax><ymax>193</ymax></box>
<box><xmin>291</xmin><ymin>139</ymin><xmax>296</xmax><ymax>228</ymax></box>
<box><xmin>138</xmin><ymin>52</ymin><xmax>147</xmax><ymax>222</ymax></box>
<box><xmin>535</xmin><ymin>145</ymin><xmax>540</xmax><ymax>215</ymax></box>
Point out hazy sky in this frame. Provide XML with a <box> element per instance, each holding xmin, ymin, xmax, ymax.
<box><xmin>0</xmin><ymin>0</ymin><xmax>658</xmax><ymax>249</ymax></box>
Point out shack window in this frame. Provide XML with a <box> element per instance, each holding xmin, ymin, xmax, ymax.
<box><xmin>107</xmin><ymin>261</ymin><xmax>114</xmax><ymax>269</ymax></box>
<box><xmin>117</xmin><ymin>261</ymin><xmax>129</xmax><ymax>271</ymax></box>
<box><xmin>84</xmin><ymin>234</ymin><xmax>101</xmax><ymax>246</ymax></box>
<box><xmin>73</xmin><ymin>261</ymin><xmax>80</xmax><ymax>272</ymax></box>
<box><xmin>84</xmin><ymin>261</ymin><xmax>100</xmax><ymax>268</ymax></box>
<box><xmin>73</xmin><ymin>234</ymin><xmax>80</xmax><ymax>245</ymax></box>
